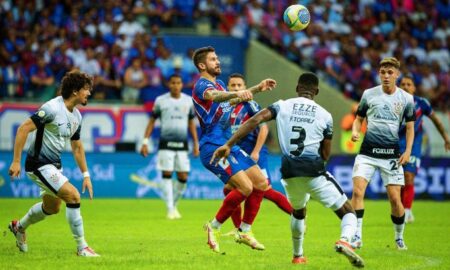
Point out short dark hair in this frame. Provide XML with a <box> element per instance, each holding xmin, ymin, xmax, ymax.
<box><xmin>228</xmin><ymin>73</ymin><xmax>245</xmax><ymax>81</ymax></box>
<box><xmin>297</xmin><ymin>72</ymin><xmax>319</xmax><ymax>93</ymax></box>
<box><xmin>168</xmin><ymin>74</ymin><xmax>182</xmax><ymax>81</ymax></box>
<box><xmin>192</xmin><ymin>46</ymin><xmax>215</xmax><ymax>71</ymax></box>
<box><xmin>379</xmin><ymin>57</ymin><xmax>400</xmax><ymax>69</ymax></box>
<box><xmin>60</xmin><ymin>70</ymin><xmax>93</xmax><ymax>99</ymax></box>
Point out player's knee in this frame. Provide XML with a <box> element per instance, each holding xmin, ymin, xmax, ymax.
<box><xmin>335</xmin><ymin>200</ymin><xmax>355</xmax><ymax>219</ymax></box>
<box><xmin>64</xmin><ymin>190</ymin><xmax>80</xmax><ymax>204</ymax></box>
<box><xmin>43</xmin><ymin>204</ymin><xmax>60</xmax><ymax>215</ymax></box>
<box><xmin>162</xmin><ymin>172</ymin><xmax>173</xmax><ymax>178</ymax></box>
<box><xmin>292</xmin><ymin>208</ymin><xmax>306</xmax><ymax>220</ymax></box>
<box><xmin>238</xmin><ymin>183</ymin><xmax>253</xmax><ymax>196</ymax></box>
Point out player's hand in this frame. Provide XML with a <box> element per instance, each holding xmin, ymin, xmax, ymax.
<box><xmin>250</xmin><ymin>151</ymin><xmax>260</xmax><ymax>162</ymax></box>
<box><xmin>351</xmin><ymin>131</ymin><xmax>360</xmax><ymax>142</ymax></box>
<box><xmin>399</xmin><ymin>151</ymin><xmax>411</xmax><ymax>165</ymax></box>
<box><xmin>236</xmin><ymin>90</ymin><xmax>253</xmax><ymax>102</ymax></box>
<box><xmin>140</xmin><ymin>145</ymin><xmax>149</xmax><ymax>157</ymax></box>
<box><xmin>444</xmin><ymin>140</ymin><xmax>450</xmax><ymax>152</ymax></box>
<box><xmin>8</xmin><ymin>162</ymin><xmax>21</xmax><ymax>180</ymax></box>
<box><xmin>258</xmin><ymin>79</ymin><xmax>277</xmax><ymax>92</ymax></box>
<box><xmin>210</xmin><ymin>145</ymin><xmax>231</xmax><ymax>166</ymax></box>
<box><xmin>193</xmin><ymin>143</ymin><xmax>200</xmax><ymax>157</ymax></box>
<box><xmin>82</xmin><ymin>177</ymin><xmax>94</xmax><ymax>200</ymax></box>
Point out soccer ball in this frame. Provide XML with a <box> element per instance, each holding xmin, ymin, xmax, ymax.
<box><xmin>283</xmin><ymin>4</ymin><xmax>311</xmax><ymax>31</ymax></box>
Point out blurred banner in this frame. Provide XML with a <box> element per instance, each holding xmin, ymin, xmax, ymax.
<box><xmin>1</xmin><ymin>152</ymin><xmax>449</xmax><ymax>200</ymax></box>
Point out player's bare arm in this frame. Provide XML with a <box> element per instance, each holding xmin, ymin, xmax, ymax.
<box><xmin>8</xmin><ymin>119</ymin><xmax>37</xmax><ymax>179</ymax></box>
<box><xmin>71</xmin><ymin>140</ymin><xmax>94</xmax><ymax>200</ymax></box>
<box><xmin>204</xmin><ymin>89</ymin><xmax>253</xmax><ymax>103</ymax></box>
<box><xmin>351</xmin><ymin>115</ymin><xmax>364</xmax><ymax>142</ymax></box>
<box><xmin>251</xmin><ymin>124</ymin><xmax>269</xmax><ymax>161</ymax></box>
<box><xmin>188</xmin><ymin>118</ymin><xmax>200</xmax><ymax>157</ymax></box>
<box><xmin>399</xmin><ymin>121</ymin><xmax>414</xmax><ymax>165</ymax></box>
<box><xmin>429</xmin><ymin>113</ymin><xmax>450</xmax><ymax>152</ymax></box>
<box><xmin>210</xmin><ymin>108</ymin><xmax>273</xmax><ymax>165</ymax></box>
<box><xmin>229</xmin><ymin>79</ymin><xmax>277</xmax><ymax>105</ymax></box>
<box><xmin>320</xmin><ymin>139</ymin><xmax>332</xmax><ymax>161</ymax></box>
<box><xmin>140</xmin><ymin>117</ymin><xmax>157</xmax><ymax>157</ymax></box>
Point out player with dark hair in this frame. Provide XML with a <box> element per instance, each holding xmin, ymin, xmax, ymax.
<box><xmin>211</xmin><ymin>72</ymin><xmax>364</xmax><ymax>267</ymax></box>
<box><xmin>399</xmin><ymin>75</ymin><xmax>450</xmax><ymax>223</ymax></box>
<box><xmin>138</xmin><ymin>74</ymin><xmax>200</xmax><ymax>219</ymax></box>
<box><xmin>350</xmin><ymin>57</ymin><xmax>415</xmax><ymax>250</ymax></box>
<box><xmin>223</xmin><ymin>73</ymin><xmax>292</xmax><ymax>234</ymax></box>
<box><xmin>192</xmin><ymin>46</ymin><xmax>276</xmax><ymax>253</ymax></box>
<box><xmin>8</xmin><ymin>70</ymin><xmax>99</xmax><ymax>256</ymax></box>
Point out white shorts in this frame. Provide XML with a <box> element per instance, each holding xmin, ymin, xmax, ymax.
<box><xmin>157</xmin><ymin>150</ymin><xmax>190</xmax><ymax>172</ymax></box>
<box><xmin>352</xmin><ymin>154</ymin><xmax>404</xmax><ymax>186</ymax></box>
<box><xmin>26</xmin><ymin>164</ymin><xmax>68</xmax><ymax>197</ymax></box>
<box><xmin>281</xmin><ymin>172</ymin><xmax>348</xmax><ymax>211</ymax></box>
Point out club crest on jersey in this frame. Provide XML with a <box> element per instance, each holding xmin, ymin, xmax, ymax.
<box><xmin>393</xmin><ymin>102</ymin><xmax>403</xmax><ymax>115</ymax></box>
<box><xmin>219</xmin><ymin>102</ymin><xmax>232</xmax><ymax>112</ymax></box>
<box><xmin>50</xmin><ymin>173</ymin><xmax>59</xmax><ymax>184</ymax></box>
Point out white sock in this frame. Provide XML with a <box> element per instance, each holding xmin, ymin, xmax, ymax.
<box><xmin>340</xmin><ymin>213</ymin><xmax>357</xmax><ymax>242</ymax></box>
<box><xmin>19</xmin><ymin>202</ymin><xmax>48</xmax><ymax>230</ymax></box>
<box><xmin>394</xmin><ymin>223</ymin><xmax>405</xmax><ymax>240</ymax></box>
<box><xmin>211</xmin><ymin>218</ymin><xmax>222</xmax><ymax>229</ymax></box>
<box><xmin>356</xmin><ymin>217</ymin><xmax>363</xmax><ymax>239</ymax></box>
<box><xmin>66</xmin><ymin>204</ymin><xmax>88</xmax><ymax>250</ymax></box>
<box><xmin>405</xmin><ymin>208</ymin><xmax>411</xmax><ymax>218</ymax></box>
<box><xmin>291</xmin><ymin>216</ymin><xmax>305</xmax><ymax>257</ymax></box>
<box><xmin>239</xmin><ymin>222</ymin><xmax>251</xmax><ymax>233</ymax></box>
<box><xmin>173</xmin><ymin>181</ymin><xmax>187</xmax><ymax>206</ymax></box>
<box><xmin>162</xmin><ymin>178</ymin><xmax>174</xmax><ymax>211</ymax></box>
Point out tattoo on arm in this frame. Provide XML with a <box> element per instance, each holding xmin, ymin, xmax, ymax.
<box><xmin>208</xmin><ymin>90</ymin><xmax>238</xmax><ymax>102</ymax></box>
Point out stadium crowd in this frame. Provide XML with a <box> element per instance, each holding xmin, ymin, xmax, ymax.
<box><xmin>0</xmin><ymin>0</ymin><xmax>448</xmax><ymax>111</ymax></box>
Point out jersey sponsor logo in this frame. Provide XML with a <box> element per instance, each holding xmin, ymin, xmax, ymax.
<box><xmin>167</xmin><ymin>142</ymin><xmax>185</xmax><ymax>148</ymax></box>
<box><xmin>373</xmin><ymin>104</ymin><xmax>398</xmax><ymax>121</ymax></box>
<box><xmin>372</xmin><ymin>148</ymin><xmax>395</xmax><ymax>155</ymax></box>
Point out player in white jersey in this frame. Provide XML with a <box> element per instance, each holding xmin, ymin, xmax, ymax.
<box><xmin>8</xmin><ymin>71</ymin><xmax>99</xmax><ymax>257</ymax></box>
<box><xmin>350</xmin><ymin>57</ymin><xmax>415</xmax><ymax>250</ymax></box>
<box><xmin>139</xmin><ymin>74</ymin><xmax>199</xmax><ymax>219</ymax></box>
<box><xmin>211</xmin><ymin>73</ymin><xmax>364</xmax><ymax>267</ymax></box>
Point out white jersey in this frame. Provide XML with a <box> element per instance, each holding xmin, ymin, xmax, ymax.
<box><xmin>25</xmin><ymin>96</ymin><xmax>82</xmax><ymax>171</ymax></box>
<box><xmin>152</xmin><ymin>92</ymin><xmax>195</xmax><ymax>150</ymax></box>
<box><xmin>356</xmin><ymin>86</ymin><xmax>415</xmax><ymax>159</ymax></box>
<box><xmin>269</xmin><ymin>97</ymin><xmax>333</xmax><ymax>178</ymax></box>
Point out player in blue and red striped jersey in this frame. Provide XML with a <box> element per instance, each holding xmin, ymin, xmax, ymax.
<box><xmin>223</xmin><ymin>73</ymin><xmax>293</xmax><ymax>232</ymax></box>
<box><xmin>399</xmin><ymin>75</ymin><xmax>450</xmax><ymax>223</ymax></box>
<box><xmin>192</xmin><ymin>46</ymin><xmax>276</xmax><ymax>253</ymax></box>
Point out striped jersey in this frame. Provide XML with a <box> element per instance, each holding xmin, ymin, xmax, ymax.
<box><xmin>268</xmin><ymin>97</ymin><xmax>333</xmax><ymax>178</ymax></box>
<box><xmin>230</xmin><ymin>100</ymin><xmax>267</xmax><ymax>152</ymax></box>
<box><xmin>399</xmin><ymin>95</ymin><xmax>433</xmax><ymax>156</ymax></box>
<box><xmin>25</xmin><ymin>96</ymin><xmax>82</xmax><ymax>171</ymax></box>
<box><xmin>152</xmin><ymin>92</ymin><xmax>195</xmax><ymax>150</ymax></box>
<box><xmin>192</xmin><ymin>77</ymin><xmax>233</xmax><ymax>146</ymax></box>
<box><xmin>356</xmin><ymin>86</ymin><xmax>415</xmax><ymax>159</ymax></box>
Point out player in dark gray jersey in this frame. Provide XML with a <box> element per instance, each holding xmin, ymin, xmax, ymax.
<box><xmin>8</xmin><ymin>71</ymin><xmax>99</xmax><ymax>257</ymax></box>
<box><xmin>350</xmin><ymin>57</ymin><xmax>415</xmax><ymax>250</ymax></box>
<box><xmin>139</xmin><ymin>74</ymin><xmax>200</xmax><ymax>219</ymax></box>
<box><xmin>211</xmin><ymin>73</ymin><xmax>364</xmax><ymax>267</ymax></box>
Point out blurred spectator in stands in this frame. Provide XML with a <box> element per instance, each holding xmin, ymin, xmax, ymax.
<box><xmin>50</xmin><ymin>42</ymin><xmax>74</xmax><ymax>83</ymax></box>
<box><xmin>174</xmin><ymin>0</ymin><xmax>196</xmax><ymax>27</ymax></box>
<box><xmin>324</xmin><ymin>45</ymin><xmax>345</xmax><ymax>88</ymax></box>
<box><xmin>118</xmin><ymin>11</ymin><xmax>145</xmax><ymax>38</ymax></box>
<box><xmin>29</xmin><ymin>56</ymin><xmax>56</xmax><ymax>101</ymax></box>
<box><xmin>0</xmin><ymin>57</ymin><xmax>26</xmax><ymax>98</ymax></box>
<box><xmin>194</xmin><ymin>0</ymin><xmax>222</xmax><ymax>29</ymax></box>
<box><xmin>79</xmin><ymin>47</ymin><xmax>101</xmax><ymax>77</ymax></box>
<box><xmin>122</xmin><ymin>57</ymin><xmax>147</xmax><ymax>103</ymax></box>
<box><xmin>93</xmin><ymin>58</ymin><xmax>122</xmax><ymax>100</ymax></box>
<box><xmin>66</xmin><ymin>37</ymin><xmax>86</xmax><ymax>68</ymax></box>
<box><xmin>141</xmin><ymin>57</ymin><xmax>164</xmax><ymax>105</ymax></box>
<box><xmin>156</xmin><ymin>46</ymin><xmax>175</xmax><ymax>80</ymax></box>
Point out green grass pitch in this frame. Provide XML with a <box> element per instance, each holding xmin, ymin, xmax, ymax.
<box><xmin>1</xmin><ymin>198</ymin><xmax>449</xmax><ymax>270</ymax></box>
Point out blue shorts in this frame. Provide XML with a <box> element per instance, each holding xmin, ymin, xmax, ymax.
<box><xmin>200</xmin><ymin>143</ymin><xmax>256</xmax><ymax>184</ymax></box>
<box><xmin>402</xmin><ymin>155</ymin><xmax>421</xmax><ymax>174</ymax></box>
<box><xmin>240</xmin><ymin>144</ymin><xmax>271</xmax><ymax>184</ymax></box>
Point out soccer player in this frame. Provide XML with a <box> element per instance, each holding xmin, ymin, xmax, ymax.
<box><xmin>350</xmin><ymin>57</ymin><xmax>415</xmax><ymax>250</ymax></box>
<box><xmin>139</xmin><ymin>74</ymin><xmax>200</xmax><ymax>219</ymax></box>
<box><xmin>399</xmin><ymin>75</ymin><xmax>450</xmax><ymax>223</ymax></box>
<box><xmin>223</xmin><ymin>73</ymin><xmax>292</xmax><ymax>232</ymax></box>
<box><xmin>8</xmin><ymin>71</ymin><xmax>99</xmax><ymax>257</ymax></box>
<box><xmin>192</xmin><ymin>46</ymin><xmax>276</xmax><ymax>253</ymax></box>
<box><xmin>211</xmin><ymin>72</ymin><xmax>364</xmax><ymax>267</ymax></box>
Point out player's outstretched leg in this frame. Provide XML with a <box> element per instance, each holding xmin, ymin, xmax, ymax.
<box><xmin>66</xmin><ymin>203</ymin><xmax>100</xmax><ymax>257</ymax></box>
<box><xmin>290</xmin><ymin>211</ymin><xmax>307</xmax><ymax>264</ymax></box>
<box><xmin>264</xmin><ymin>188</ymin><xmax>293</xmax><ymax>215</ymax></box>
<box><xmin>236</xmin><ymin>189</ymin><xmax>265</xmax><ymax>250</ymax></box>
<box><xmin>335</xmin><ymin>210</ymin><xmax>364</xmax><ymax>268</ymax></box>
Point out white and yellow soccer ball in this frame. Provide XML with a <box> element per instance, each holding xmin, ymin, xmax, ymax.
<box><xmin>283</xmin><ymin>4</ymin><xmax>311</xmax><ymax>31</ymax></box>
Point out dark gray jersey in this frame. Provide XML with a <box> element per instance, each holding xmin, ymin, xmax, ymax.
<box><xmin>25</xmin><ymin>96</ymin><xmax>82</xmax><ymax>171</ymax></box>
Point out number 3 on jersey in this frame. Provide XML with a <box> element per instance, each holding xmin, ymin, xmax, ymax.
<box><xmin>290</xmin><ymin>126</ymin><xmax>306</xmax><ymax>156</ymax></box>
